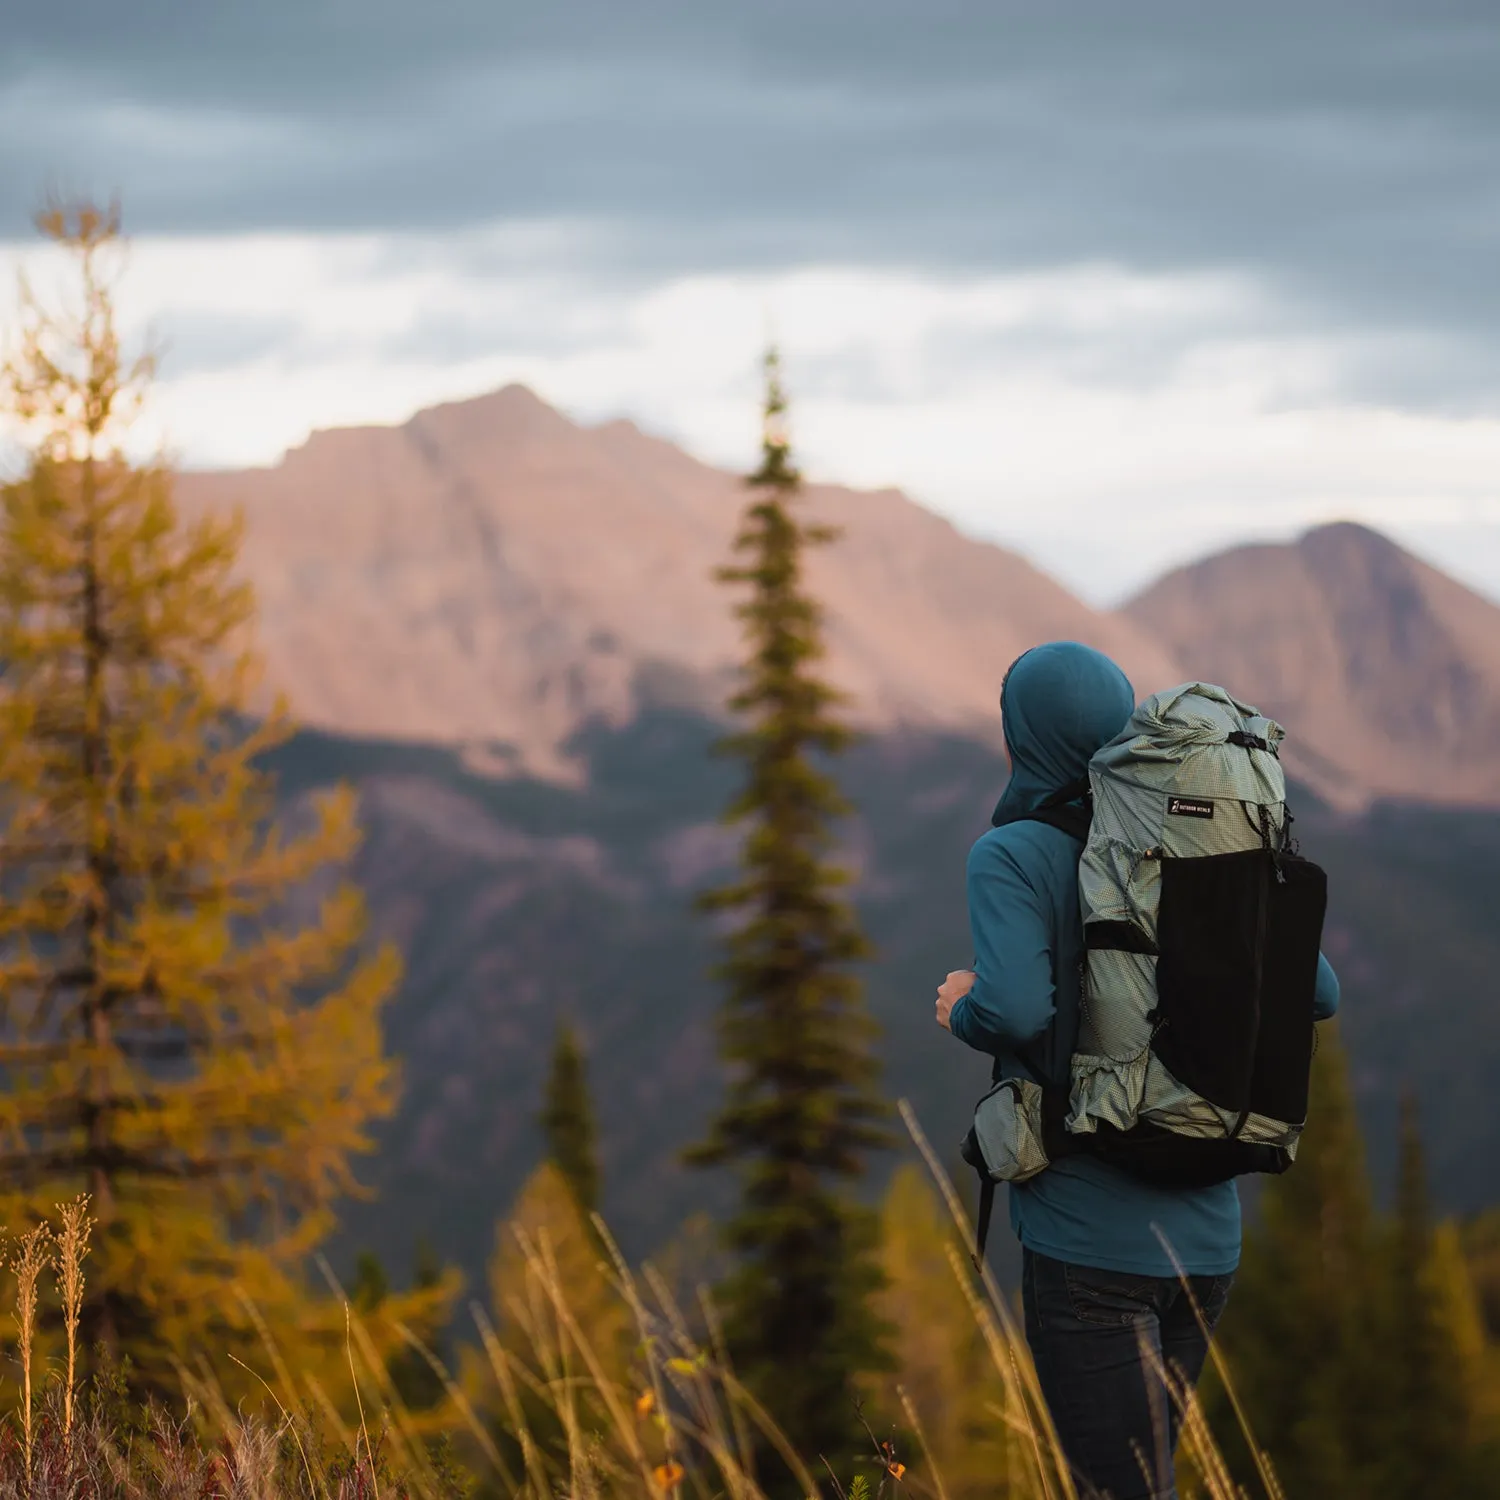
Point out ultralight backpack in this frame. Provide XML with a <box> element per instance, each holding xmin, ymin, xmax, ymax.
<box><xmin>962</xmin><ymin>683</ymin><xmax>1329</xmax><ymax>1259</ymax></box>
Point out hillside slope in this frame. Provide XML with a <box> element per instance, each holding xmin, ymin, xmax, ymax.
<box><xmin>268</xmin><ymin>713</ymin><xmax>1500</xmax><ymax>1288</ymax></box>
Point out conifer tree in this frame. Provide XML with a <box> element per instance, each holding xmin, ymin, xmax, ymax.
<box><xmin>352</xmin><ymin>1251</ymin><xmax>392</xmax><ymax>1312</ymax></box>
<box><xmin>389</xmin><ymin>1238</ymin><xmax>451</xmax><ymax>1411</ymax></box>
<box><xmin>689</xmin><ymin>348</ymin><xmax>891</xmax><ymax>1466</ymax></box>
<box><xmin>1383</xmin><ymin>1095</ymin><xmax>1474</xmax><ymax>1497</ymax></box>
<box><xmin>1212</xmin><ymin>1029</ymin><xmax>1387</xmax><ymax>1498</ymax></box>
<box><xmin>540</xmin><ymin>1020</ymin><xmax>600</xmax><ymax>1215</ymax></box>
<box><xmin>0</xmin><ymin>201</ymin><xmax>425</xmax><ymax>1395</ymax></box>
<box><xmin>1430</xmin><ymin>1222</ymin><xmax>1500</xmax><ymax>1459</ymax></box>
<box><xmin>1215</xmin><ymin>1044</ymin><xmax>1499</xmax><ymax>1496</ymax></box>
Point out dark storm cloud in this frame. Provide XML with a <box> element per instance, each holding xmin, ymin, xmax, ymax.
<box><xmin>5</xmin><ymin>1</ymin><xmax>1500</xmax><ymax>406</ymax></box>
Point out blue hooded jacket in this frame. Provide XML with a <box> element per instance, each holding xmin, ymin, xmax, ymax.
<box><xmin>949</xmin><ymin>641</ymin><xmax>1340</xmax><ymax>1277</ymax></box>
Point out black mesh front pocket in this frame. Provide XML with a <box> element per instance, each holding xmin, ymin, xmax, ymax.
<box><xmin>1154</xmin><ymin>847</ymin><xmax>1326</xmax><ymax>1124</ymax></box>
<box><xmin>1249</xmin><ymin>853</ymin><xmax>1327</xmax><ymax>1124</ymax></box>
<box><xmin>1154</xmin><ymin>849</ymin><xmax>1265</xmax><ymax>1114</ymax></box>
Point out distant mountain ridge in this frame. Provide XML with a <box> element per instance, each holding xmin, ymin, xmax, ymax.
<box><xmin>176</xmin><ymin>385</ymin><xmax>1175</xmax><ymax>780</ymax></box>
<box><xmin>1127</xmin><ymin>523</ymin><xmax>1500</xmax><ymax>807</ymax></box>
<box><xmin>179</xmin><ymin>386</ymin><xmax>1500</xmax><ymax>809</ymax></box>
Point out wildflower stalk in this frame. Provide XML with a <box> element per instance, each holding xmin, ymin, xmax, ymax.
<box><xmin>55</xmin><ymin>1194</ymin><xmax>94</xmax><ymax>1435</ymax></box>
<box><xmin>12</xmin><ymin>1224</ymin><xmax>53</xmax><ymax>1474</ymax></box>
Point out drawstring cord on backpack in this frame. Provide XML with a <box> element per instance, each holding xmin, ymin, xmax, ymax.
<box><xmin>1240</xmin><ymin>799</ymin><xmax>1288</xmax><ymax>884</ymax></box>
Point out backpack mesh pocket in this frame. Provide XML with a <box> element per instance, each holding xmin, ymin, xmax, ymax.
<box><xmin>1152</xmin><ymin>847</ymin><xmax>1325</xmax><ymax>1124</ymax></box>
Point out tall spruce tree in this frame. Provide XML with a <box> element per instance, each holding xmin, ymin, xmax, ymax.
<box><xmin>1212</xmin><ymin>1028</ymin><xmax>1388</xmax><ymax>1497</ymax></box>
<box><xmin>1383</xmin><ymin>1095</ymin><xmax>1474</xmax><ymax>1498</ymax></box>
<box><xmin>0</xmin><ymin>201</ymin><xmax>436</xmax><ymax>1396</ymax></box>
<box><xmin>1215</xmin><ymin>1042</ymin><xmax>1495</xmax><ymax>1496</ymax></box>
<box><xmin>540</xmin><ymin>1020</ymin><xmax>600</xmax><ymax>1215</ymax></box>
<box><xmin>689</xmin><ymin>348</ymin><xmax>891</xmax><ymax>1467</ymax></box>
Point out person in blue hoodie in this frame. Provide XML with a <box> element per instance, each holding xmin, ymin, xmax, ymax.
<box><xmin>935</xmin><ymin>641</ymin><xmax>1340</xmax><ymax>1500</ymax></box>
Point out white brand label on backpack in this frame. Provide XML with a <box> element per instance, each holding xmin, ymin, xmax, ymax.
<box><xmin>1167</xmin><ymin>795</ymin><xmax>1215</xmax><ymax>819</ymax></box>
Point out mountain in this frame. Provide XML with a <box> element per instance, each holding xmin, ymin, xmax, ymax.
<box><xmin>176</xmin><ymin>386</ymin><xmax>1177</xmax><ymax>778</ymax></box>
<box><xmin>181</xmin><ymin>393</ymin><xmax>1500</xmax><ymax>807</ymax></box>
<box><xmin>168</xmin><ymin>388</ymin><xmax>1500</xmax><ymax>1287</ymax></box>
<box><xmin>1125</xmin><ymin>522</ymin><xmax>1500</xmax><ymax>807</ymax></box>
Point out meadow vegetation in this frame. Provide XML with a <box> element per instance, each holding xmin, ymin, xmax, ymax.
<box><xmin>0</xmin><ymin>1131</ymin><xmax>1269</xmax><ymax>1500</ymax></box>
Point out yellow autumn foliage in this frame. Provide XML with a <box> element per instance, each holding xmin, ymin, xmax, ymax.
<box><xmin>468</xmin><ymin>1162</ymin><xmax>633</xmax><ymax>1404</ymax></box>
<box><xmin>876</xmin><ymin>1162</ymin><xmax>1025</xmax><ymax>1499</ymax></box>
<box><xmin>0</xmin><ymin>199</ymin><xmax>448</xmax><ymax>1403</ymax></box>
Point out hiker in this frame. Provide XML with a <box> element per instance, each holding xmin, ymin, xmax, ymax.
<box><xmin>935</xmin><ymin>641</ymin><xmax>1341</xmax><ymax>1500</ymax></box>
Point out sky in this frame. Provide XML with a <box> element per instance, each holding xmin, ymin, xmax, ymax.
<box><xmin>3</xmin><ymin>1</ymin><xmax>1499</xmax><ymax>604</ymax></box>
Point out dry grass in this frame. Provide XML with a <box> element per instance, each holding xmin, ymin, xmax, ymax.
<box><xmin>55</xmin><ymin>1195</ymin><xmax>92</xmax><ymax>1437</ymax></box>
<box><xmin>11</xmin><ymin>1220</ymin><xmax>53</xmax><ymax>1475</ymax></box>
<box><xmin>0</xmin><ymin>1138</ymin><xmax>1282</xmax><ymax>1500</ymax></box>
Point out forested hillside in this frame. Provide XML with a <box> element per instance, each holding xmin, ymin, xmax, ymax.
<box><xmin>268</xmin><ymin>703</ymin><xmax>1500</xmax><ymax>1287</ymax></box>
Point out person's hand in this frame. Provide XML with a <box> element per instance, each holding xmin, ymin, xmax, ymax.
<box><xmin>936</xmin><ymin>970</ymin><xmax>976</xmax><ymax>1032</ymax></box>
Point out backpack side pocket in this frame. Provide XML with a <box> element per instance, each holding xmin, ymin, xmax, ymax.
<box><xmin>971</xmin><ymin>1077</ymin><xmax>1051</xmax><ymax>1184</ymax></box>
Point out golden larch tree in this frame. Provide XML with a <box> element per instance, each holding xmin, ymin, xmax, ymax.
<box><xmin>0</xmin><ymin>201</ymin><xmax>432</xmax><ymax>1397</ymax></box>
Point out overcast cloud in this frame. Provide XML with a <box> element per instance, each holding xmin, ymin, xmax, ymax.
<box><xmin>3</xmin><ymin>2</ymin><xmax>1499</xmax><ymax>600</ymax></box>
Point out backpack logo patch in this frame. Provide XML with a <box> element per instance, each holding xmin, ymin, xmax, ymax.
<box><xmin>1168</xmin><ymin>796</ymin><xmax>1215</xmax><ymax>819</ymax></box>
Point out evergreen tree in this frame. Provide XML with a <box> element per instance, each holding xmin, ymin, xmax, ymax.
<box><xmin>389</xmin><ymin>1237</ymin><xmax>451</xmax><ymax>1411</ymax></box>
<box><xmin>540</xmin><ymin>1019</ymin><xmax>600</xmax><ymax>1215</ymax></box>
<box><xmin>1461</xmin><ymin>1206</ymin><xmax>1500</xmax><ymax>1339</ymax></box>
<box><xmin>0</xmin><ymin>201</ymin><xmax>433</xmax><ymax>1396</ymax></box>
<box><xmin>1431</xmin><ymin>1222</ymin><xmax>1500</xmax><ymax>1459</ymax></box>
<box><xmin>1212</xmin><ymin>1028</ymin><xmax>1387</xmax><ymax>1497</ymax></box>
<box><xmin>1382</xmin><ymin>1095</ymin><xmax>1474</xmax><ymax>1497</ymax></box>
<box><xmin>352</xmin><ymin>1250</ymin><xmax>392</xmax><ymax>1312</ymax></box>
<box><xmin>1215</xmin><ymin>1044</ymin><xmax>1496</xmax><ymax>1496</ymax></box>
<box><xmin>688</xmin><ymin>348</ymin><xmax>892</xmax><ymax>1467</ymax></box>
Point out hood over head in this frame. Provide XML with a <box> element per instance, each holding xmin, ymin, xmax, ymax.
<box><xmin>991</xmin><ymin>641</ymin><xmax>1136</xmax><ymax>827</ymax></box>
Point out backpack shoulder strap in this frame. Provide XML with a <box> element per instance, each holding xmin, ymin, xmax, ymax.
<box><xmin>1022</xmin><ymin>801</ymin><xmax>1091</xmax><ymax>843</ymax></box>
<box><xmin>1016</xmin><ymin>777</ymin><xmax>1092</xmax><ymax>843</ymax></box>
<box><xmin>973</xmin><ymin>1174</ymin><xmax>997</xmax><ymax>1271</ymax></box>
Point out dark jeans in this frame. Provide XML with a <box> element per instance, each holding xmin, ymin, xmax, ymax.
<box><xmin>1022</xmin><ymin>1249</ymin><xmax>1234</xmax><ymax>1500</ymax></box>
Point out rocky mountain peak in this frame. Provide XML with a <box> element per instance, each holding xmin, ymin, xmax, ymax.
<box><xmin>1127</xmin><ymin>521</ymin><xmax>1500</xmax><ymax>806</ymax></box>
<box><xmin>175</xmin><ymin>385</ymin><xmax>1177</xmax><ymax>780</ymax></box>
